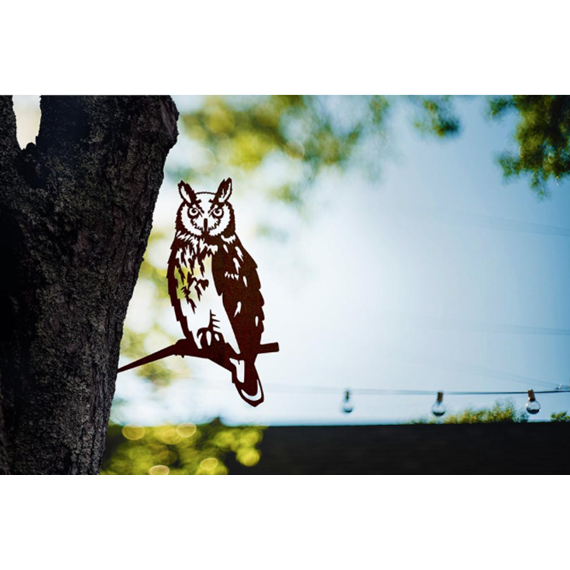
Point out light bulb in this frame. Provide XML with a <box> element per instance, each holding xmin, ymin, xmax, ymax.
<box><xmin>431</xmin><ymin>392</ymin><xmax>446</xmax><ymax>417</ymax></box>
<box><xmin>342</xmin><ymin>390</ymin><xmax>353</xmax><ymax>414</ymax></box>
<box><xmin>526</xmin><ymin>390</ymin><xmax>541</xmax><ymax>415</ymax></box>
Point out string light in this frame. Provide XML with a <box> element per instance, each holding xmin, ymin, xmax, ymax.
<box><xmin>431</xmin><ymin>392</ymin><xmax>446</xmax><ymax>417</ymax></box>
<box><xmin>329</xmin><ymin>387</ymin><xmax>565</xmax><ymax>416</ymax></box>
<box><xmin>342</xmin><ymin>390</ymin><xmax>354</xmax><ymax>414</ymax></box>
<box><xmin>526</xmin><ymin>390</ymin><xmax>541</xmax><ymax>415</ymax></box>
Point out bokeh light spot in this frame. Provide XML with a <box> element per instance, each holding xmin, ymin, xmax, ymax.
<box><xmin>176</xmin><ymin>423</ymin><xmax>197</xmax><ymax>438</ymax></box>
<box><xmin>200</xmin><ymin>457</ymin><xmax>218</xmax><ymax>471</ymax></box>
<box><xmin>237</xmin><ymin>449</ymin><xmax>261</xmax><ymax>467</ymax></box>
<box><xmin>155</xmin><ymin>425</ymin><xmax>182</xmax><ymax>445</ymax></box>
<box><xmin>122</xmin><ymin>425</ymin><xmax>145</xmax><ymax>441</ymax></box>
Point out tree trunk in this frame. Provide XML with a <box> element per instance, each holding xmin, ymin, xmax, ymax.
<box><xmin>0</xmin><ymin>96</ymin><xmax>178</xmax><ymax>474</ymax></box>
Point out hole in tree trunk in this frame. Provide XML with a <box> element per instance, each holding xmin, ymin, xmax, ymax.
<box><xmin>12</xmin><ymin>95</ymin><xmax>41</xmax><ymax>149</ymax></box>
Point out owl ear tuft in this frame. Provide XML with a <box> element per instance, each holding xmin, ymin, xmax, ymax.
<box><xmin>214</xmin><ymin>178</ymin><xmax>233</xmax><ymax>204</ymax></box>
<box><xmin>178</xmin><ymin>181</ymin><xmax>197</xmax><ymax>204</ymax></box>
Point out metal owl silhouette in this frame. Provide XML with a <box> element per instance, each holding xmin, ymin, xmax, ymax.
<box><xmin>118</xmin><ymin>178</ymin><xmax>279</xmax><ymax>407</ymax></box>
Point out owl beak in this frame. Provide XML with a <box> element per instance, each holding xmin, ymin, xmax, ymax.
<box><xmin>203</xmin><ymin>218</ymin><xmax>208</xmax><ymax>233</ymax></box>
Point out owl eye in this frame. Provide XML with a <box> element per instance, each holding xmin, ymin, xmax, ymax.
<box><xmin>189</xmin><ymin>206</ymin><xmax>199</xmax><ymax>217</ymax></box>
<box><xmin>212</xmin><ymin>207</ymin><xmax>224</xmax><ymax>218</ymax></box>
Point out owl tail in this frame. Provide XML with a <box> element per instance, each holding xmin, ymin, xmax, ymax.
<box><xmin>233</xmin><ymin>360</ymin><xmax>264</xmax><ymax>407</ymax></box>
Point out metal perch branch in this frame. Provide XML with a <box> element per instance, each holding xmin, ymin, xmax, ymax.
<box><xmin>118</xmin><ymin>339</ymin><xmax>280</xmax><ymax>374</ymax></box>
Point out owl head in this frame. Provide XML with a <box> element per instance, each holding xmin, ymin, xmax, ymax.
<box><xmin>176</xmin><ymin>178</ymin><xmax>235</xmax><ymax>242</ymax></box>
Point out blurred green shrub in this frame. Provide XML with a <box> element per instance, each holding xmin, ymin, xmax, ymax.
<box><xmin>410</xmin><ymin>399</ymin><xmax>529</xmax><ymax>424</ymax></box>
<box><xmin>550</xmin><ymin>411</ymin><xmax>570</xmax><ymax>422</ymax></box>
<box><xmin>102</xmin><ymin>420</ymin><xmax>264</xmax><ymax>475</ymax></box>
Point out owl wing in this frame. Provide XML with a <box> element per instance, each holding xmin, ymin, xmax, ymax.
<box><xmin>167</xmin><ymin>242</ymin><xmax>197</xmax><ymax>340</ymax></box>
<box><xmin>212</xmin><ymin>237</ymin><xmax>265</xmax><ymax>360</ymax></box>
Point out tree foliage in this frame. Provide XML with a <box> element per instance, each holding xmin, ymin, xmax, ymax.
<box><xmin>176</xmin><ymin>95</ymin><xmax>570</xmax><ymax>204</ymax></box>
<box><xmin>176</xmin><ymin>95</ymin><xmax>392</xmax><ymax>208</ymax></box>
<box><xmin>489</xmin><ymin>96</ymin><xmax>570</xmax><ymax>196</ymax></box>
<box><xmin>409</xmin><ymin>95</ymin><xmax>462</xmax><ymax>137</ymax></box>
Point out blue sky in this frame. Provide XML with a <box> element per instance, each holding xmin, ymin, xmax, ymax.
<box><xmin>14</xmin><ymin>96</ymin><xmax>570</xmax><ymax>425</ymax></box>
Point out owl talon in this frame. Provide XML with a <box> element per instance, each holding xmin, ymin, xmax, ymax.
<box><xmin>197</xmin><ymin>326</ymin><xmax>224</xmax><ymax>349</ymax></box>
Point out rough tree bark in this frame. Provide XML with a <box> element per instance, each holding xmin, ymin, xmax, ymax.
<box><xmin>0</xmin><ymin>96</ymin><xmax>178</xmax><ymax>474</ymax></box>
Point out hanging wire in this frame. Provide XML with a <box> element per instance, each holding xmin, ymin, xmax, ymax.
<box><xmin>125</xmin><ymin>359</ymin><xmax>564</xmax><ymax>392</ymax></box>
<box><xmin>259</xmin><ymin>383</ymin><xmax>570</xmax><ymax>397</ymax></box>
<box><xmin>118</xmin><ymin>360</ymin><xmax>570</xmax><ymax>419</ymax></box>
<box><xmin>160</xmin><ymin>377</ymin><xmax>570</xmax><ymax>397</ymax></box>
